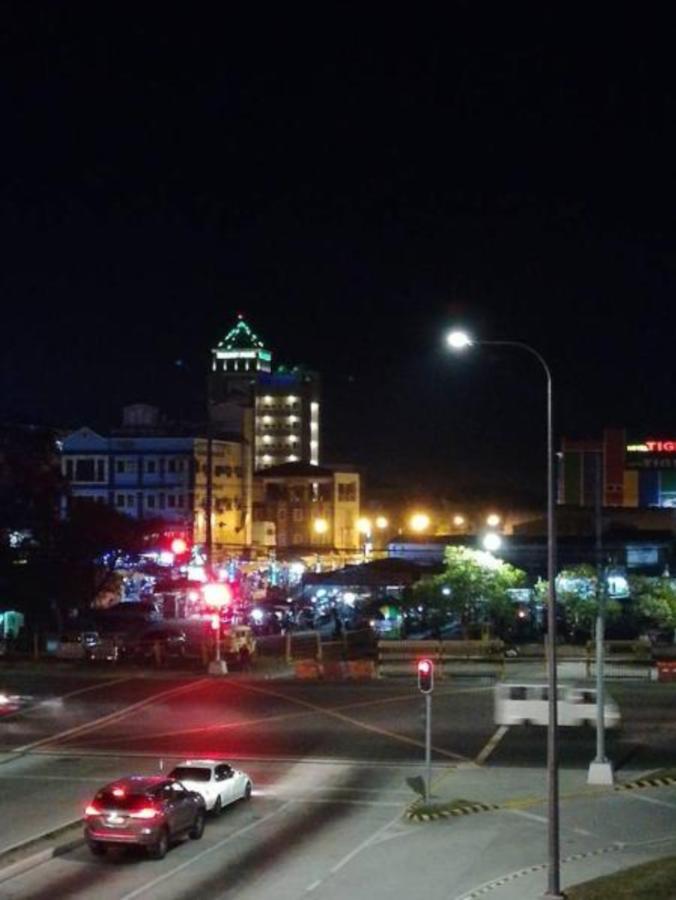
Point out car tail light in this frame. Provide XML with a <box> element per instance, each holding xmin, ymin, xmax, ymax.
<box><xmin>129</xmin><ymin>806</ymin><xmax>159</xmax><ymax>819</ymax></box>
<box><xmin>84</xmin><ymin>804</ymin><xmax>101</xmax><ymax>816</ymax></box>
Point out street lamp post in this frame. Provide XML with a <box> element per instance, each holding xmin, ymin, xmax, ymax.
<box><xmin>447</xmin><ymin>330</ymin><xmax>563</xmax><ymax>899</ymax></box>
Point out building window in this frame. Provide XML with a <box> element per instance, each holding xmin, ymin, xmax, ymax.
<box><xmin>116</xmin><ymin>460</ymin><xmax>125</xmax><ymax>474</ymax></box>
<box><xmin>147</xmin><ymin>495</ymin><xmax>156</xmax><ymax>509</ymax></box>
<box><xmin>177</xmin><ymin>460</ymin><xmax>185</xmax><ymax>473</ymax></box>
<box><xmin>146</xmin><ymin>459</ymin><xmax>156</xmax><ymax>474</ymax></box>
<box><xmin>278</xmin><ymin>508</ymin><xmax>287</xmax><ymax>521</ymax></box>
<box><xmin>127</xmin><ymin>494</ymin><xmax>134</xmax><ymax>507</ymax></box>
<box><xmin>292</xmin><ymin>532</ymin><xmax>303</xmax><ymax>544</ymax></box>
<box><xmin>167</xmin><ymin>495</ymin><xmax>176</xmax><ymax>508</ymax></box>
<box><xmin>177</xmin><ymin>494</ymin><xmax>184</xmax><ymax>508</ymax></box>
<box><xmin>74</xmin><ymin>459</ymin><xmax>95</xmax><ymax>482</ymax></box>
<box><xmin>159</xmin><ymin>493</ymin><xmax>165</xmax><ymax>510</ymax></box>
<box><xmin>168</xmin><ymin>459</ymin><xmax>176</xmax><ymax>474</ymax></box>
<box><xmin>235</xmin><ymin>466</ymin><xmax>243</xmax><ymax>478</ymax></box>
<box><xmin>292</xmin><ymin>507</ymin><xmax>304</xmax><ymax>522</ymax></box>
<box><xmin>65</xmin><ymin>459</ymin><xmax>74</xmax><ymax>480</ymax></box>
<box><xmin>338</xmin><ymin>482</ymin><xmax>356</xmax><ymax>501</ymax></box>
<box><xmin>116</xmin><ymin>494</ymin><xmax>125</xmax><ymax>507</ymax></box>
<box><xmin>215</xmin><ymin>465</ymin><xmax>226</xmax><ymax>476</ymax></box>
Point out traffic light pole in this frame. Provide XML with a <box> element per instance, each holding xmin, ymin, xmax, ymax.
<box><xmin>425</xmin><ymin>692</ymin><xmax>432</xmax><ymax>803</ymax></box>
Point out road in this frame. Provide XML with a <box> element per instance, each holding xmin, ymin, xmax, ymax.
<box><xmin>0</xmin><ymin>669</ymin><xmax>675</xmax><ymax>898</ymax></box>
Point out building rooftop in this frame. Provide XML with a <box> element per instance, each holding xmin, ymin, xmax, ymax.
<box><xmin>214</xmin><ymin>315</ymin><xmax>266</xmax><ymax>351</ymax></box>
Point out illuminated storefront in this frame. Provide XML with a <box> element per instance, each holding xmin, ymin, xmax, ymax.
<box><xmin>560</xmin><ymin>428</ymin><xmax>676</xmax><ymax>508</ymax></box>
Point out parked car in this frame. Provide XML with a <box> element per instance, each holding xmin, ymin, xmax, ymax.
<box><xmin>121</xmin><ymin>626</ymin><xmax>187</xmax><ymax>660</ymax></box>
<box><xmin>84</xmin><ymin>776</ymin><xmax>206</xmax><ymax>859</ymax></box>
<box><xmin>168</xmin><ymin>760</ymin><xmax>252</xmax><ymax>814</ymax></box>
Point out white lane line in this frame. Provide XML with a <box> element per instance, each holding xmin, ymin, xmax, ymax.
<box><xmin>506</xmin><ymin>809</ymin><xmax>547</xmax><ymax>825</ymax></box>
<box><xmin>506</xmin><ymin>808</ymin><xmax>594</xmax><ymax>837</ymax></box>
<box><xmin>12</xmin><ymin>679</ymin><xmax>210</xmax><ymax>752</ymax></box>
<box><xmin>329</xmin><ymin>810</ymin><xmax>404</xmax><ymax>875</ymax></box>
<box><xmin>120</xmin><ymin>801</ymin><xmax>294</xmax><ymax>900</ymax></box>
<box><xmin>0</xmin><ymin>677</ymin><xmax>133</xmax><ymax>722</ymax></box>
<box><xmin>474</xmin><ymin>725</ymin><xmax>508</xmax><ymax>765</ymax></box>
<box><xmin>306</xmin><ymin>880</ymin><xmax>322</xmax><ymax>892</ymax></box>
<box><xmin>628</xmin><ymin>793</ymin><xmax>676</xmax><ymax>810</ymax></box>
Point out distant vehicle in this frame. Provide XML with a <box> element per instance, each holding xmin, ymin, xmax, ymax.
<box><xmin>494</xmin><ymin>683</ymin><xmax>621</xmax><ymax>728</ymax></box>
<box><xmin>219</xmin><ymin>624</ymin><xmax>256</xmax><ymax>668</ymax></box>
<box><xmin>168</xmin><ymin>760</ymin><xmax>252</xmax><ymax>813</ymax></box>
<box><xmin>84</xmin><ymin>776</ymin><xmax>206</xmax><ymax>859</ymax></box>
<box><xmin>121</xmin><ymin>626</ymin><xmax>187</xmax><ymax>660</ymax></box>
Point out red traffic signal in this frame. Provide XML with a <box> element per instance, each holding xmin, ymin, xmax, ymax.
<box><xmin>417</xmin><ymin>658</ymin><xmax>434</xmax><ymax>693</ymax></box>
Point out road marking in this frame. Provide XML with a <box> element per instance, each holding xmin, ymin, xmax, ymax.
<box><xmin>290</xmin><ymin>798</ymin><xmax>403</xmax><ymax>807</ymax></box>
<box><xmin>306</xmin><ymin>880</ymin><xmax>322</xmax><ymax>892</ymax></box>
<box><xmin>236</xmin><ymin>681</ymin><xmax>473</xmax><ymax>763</ymax></box>
<box><xmin>506</xmin><ymin>808</ymin><xmax>547</xmax><ymax>825</ymax></box>
<box><xmin>628</xmin><ymin>793</ymin><xmax>676</xmax><ymax>810</ymax></box>
<box><xmin>12</xmin><ymin>679</ymin><xmax>210</xmax><ymax>753</ymax></box>
<box><xmin>329</xmin><ymin>810</ymin><xmax>404</xmax><ymax>875</ymax></box>
<box><xmin>0</xmin><ymin>676</ymin><xmax>133</xmax><ymax>724</ymax></box>
<box><xmin>74</xmin><ymin>684</ymin><xmax>490</xmax><ymax>747</ymax></box>
<box><xmin>474</xmin><ymin>725</ymin><xmax>508</xmax><ymax>765</ymax></box>
<box><xmin>119</xmin><ymin>801</ymin><xmax>294</xmax><ymax>900</ymax></box>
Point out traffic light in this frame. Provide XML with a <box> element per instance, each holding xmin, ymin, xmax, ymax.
<box><xmin>417</xmin><ymin>658</ymin><xmax>434</xmax><ymax>693</ymax></box>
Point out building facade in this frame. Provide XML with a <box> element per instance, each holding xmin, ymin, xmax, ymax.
<box><xmin>560</xmin><ymin>428</ymin><xmax>676</xmax><ymax>508</ymax></box>
<box><xmin>209</xmin><ymin>316</ymin><xmax>320</xmax><ymax>470</ymax></box>
<box><xmin>253</xmin><ymin>462</ymin><xmax>360</xmax><ymax>552</ymax></box>
<box><xmin>61</xmin><ymin>419</ymin><xmax>251</xmax><ymax>549</ymax></box>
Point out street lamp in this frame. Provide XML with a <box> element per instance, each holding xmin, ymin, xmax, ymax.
<box><xmin>486</xmin><ymin>513</ymin><xmax>501</xmax><ymax>528</ymax></box>
<box><xmin>453</xmin><ymin>514</ymin><xmax>465</xmax><ymax>528</ymax></box>
<box><xmin>357</xmin><ymin>517</ymin><xmax>372</xmax><ymax>562</ymax></box>
<box><xmin>375</xmin><ymin>515</ymin><xmax>389</xmax><ymax>530</ymax></box>
<box><xmin>313</xmin><ymin>517</ymin><xmax>328</xmax><ymax>535</ymax></box>
<box><xmin>410</xmin><ymin>512</ymin><xmax>430</xmax><ymax>533</ymax></box>
<box><xmin>446</xmin><ymin>328</ymin><xmax>562</xmax><ymax>899</ymax></box>
<box><xmin>482</xmin><ymin>532</ymin><xmax>502</xmax><ymax>552</ymax></box>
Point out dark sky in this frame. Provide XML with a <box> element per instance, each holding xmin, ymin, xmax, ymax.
<box><xmin>3</xmin><ymin>7</ymin><xmax>676</xmax><ymax>502</ymax></box>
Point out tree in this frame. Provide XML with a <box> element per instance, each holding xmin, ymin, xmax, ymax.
<box><xmin>408</xmin><ymin>546</ymin><xmax>526</xmax><ymax>637</ymax></box>
<box><xmin>536</xmin><ymin>564</ymin><xmax>621</xmax><ymax>642</ymax></box>
<box><xmin>629</xmin><ymin>576</ymin><xmax>676</xmax><ymax>632</ymax></box>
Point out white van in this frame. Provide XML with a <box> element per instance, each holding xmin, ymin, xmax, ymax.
<box><xmin>495</xmin><ymin>683</ymin><xmax>621</xmax><ymax>728</ymax></box>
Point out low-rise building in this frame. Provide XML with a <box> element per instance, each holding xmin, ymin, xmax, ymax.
<box><xmin>253</xmin><ymin>462</ymin><xmax>360</xmax><ymax>553</ymax></box>
<box><xmin>61</xmin><ymin>407</ymin><xmax>251</xmax><ymax>550</ymax></box>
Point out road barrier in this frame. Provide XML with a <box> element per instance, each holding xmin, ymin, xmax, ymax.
<box><xmin>585</xmin><ymin>640</ymin><xmax>654</xmax><ymax>679</ymax></box>
<box><xmin>377</xmin><ymin>640</ymin><xmax>505</xmax><ymax>678</ymax></box>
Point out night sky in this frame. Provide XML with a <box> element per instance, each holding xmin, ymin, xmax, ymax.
<box><xmin>3</xmin><ymin>8</ymin><xmax>676</xmax><ymax>502</ymax></box>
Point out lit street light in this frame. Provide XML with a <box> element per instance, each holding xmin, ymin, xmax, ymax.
<box><xmin>410</xmin><ymin>512</ymin><xmax>430</xmax><ymax>533</ymax></box>
<box><xmin>452</xmin><ymin>514</ymin><xmax>465</xmax><ymax>528</ymax></box>
<box><xmin>447</xmin><ymin>328</ymin><xmax>562</xmax><ymax>899</ymax></box>
<box><xmin>375</xmin><ymin>515</ymin><xmax>389</xmax><ymax>530</ymax></box>
<box><xmin>486</xmin><ymin>513</ymin><xmax>501</xmax><ymax>528</ymax></box>
<box><xmin>482</xmin><ymin>532</ymin><xmax>502</xmax><ymax>552</ymax></box>
<box><xmin>313</xmin><ymin>517</ymin><xmax>328</xmax><ymax>535</ymax></box>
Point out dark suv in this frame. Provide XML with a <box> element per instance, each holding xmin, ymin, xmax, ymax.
<box><xmin>84</xmin><ymin>776</ymin><xmax>206</xmax><ymax>859</ymax></box>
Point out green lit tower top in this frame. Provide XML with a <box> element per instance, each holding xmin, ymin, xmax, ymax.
<box><xmin>211</xmin><ymin>314</ymin><xmax>272</xmax><ymax>403</ymax></box>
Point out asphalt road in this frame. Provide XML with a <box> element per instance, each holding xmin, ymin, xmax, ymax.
<box><xmin>1</xmin><ymin>669</ymin><xmax>676</xmax><ymax>899</ymax></box>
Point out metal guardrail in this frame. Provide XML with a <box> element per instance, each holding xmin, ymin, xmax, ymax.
<box><xmin>377</xmin><ymin>639</ymin><xmax>505</xmax><ymax>677</ymax></box>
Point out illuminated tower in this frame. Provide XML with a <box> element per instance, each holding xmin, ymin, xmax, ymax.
<box><xmin>210</xmin><ymin>315</ymin><xmax>272</xmax><ymax>405</ymax></box>
<box><xmin>210</xmin><ymin>315</ymin><xmax>321</xmax><ymax>470</ymax></box>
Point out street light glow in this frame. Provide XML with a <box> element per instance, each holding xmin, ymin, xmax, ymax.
<box><xmin>410</xmin><ymin>513</ymin><xmax>430</xmax><ymax>533</ymax></box>
<box><xmin>453</xmin><ymin>514</ymin><xmax>465</xmax><ymax>527</ymax></box>
<box><xmin>313</xmin><ymin>517</ymin><xmax>328</xmax><ymax>534</ymax></box>
<box><xmin>357</xmin><ymin>517</ymin><xmax>372</xmax><ymax>535</ymax></box>
<box><xmin>446</xmin><ymin>329</ymin><xmax>473</xmax><ymax>350</ymax></box>
<box><xmin>486</xmin><ymin>513</ymin><xmax>501</xmax><ymax>528</ymax></box>
<box><xmin>375</xmin><ymin>515</ymin><xmax>389</xmax><ymax>529</ymax></box>
<box><xmin>482</xmin><ymin>532</ymin><xmax>502</xmax><ymax>552</ymax></box>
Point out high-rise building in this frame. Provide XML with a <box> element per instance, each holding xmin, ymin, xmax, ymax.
<box><xmin>210</xmin><ymin>315</ymin><xmax>321</xmax><ymax>470</ymax></box>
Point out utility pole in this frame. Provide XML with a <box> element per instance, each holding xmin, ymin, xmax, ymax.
<box><xmin>588</xmin><ymin>451</ymin><xmax>613</xmax><ymax>785</ymax></box>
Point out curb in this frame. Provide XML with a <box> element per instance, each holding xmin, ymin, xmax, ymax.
<box><xmin>405</xmin><ymin>801</ymin><xmax>500</xmax><ymax>822</ymax></box>
<box><xmin>0</xmin><ymin>821</ymin><xmax>82</xmax><ymax>885</ymax></box>
<box><xmin>615</xmin><ymin>775</ymin><xmax>676</xmax><ymax>791</ymax></box>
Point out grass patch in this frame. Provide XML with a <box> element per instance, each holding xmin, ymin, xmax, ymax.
<box><xmin>567</xmin><ymin>855</ymin><xmax>676</xmax><ymax>899</ymax></box>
